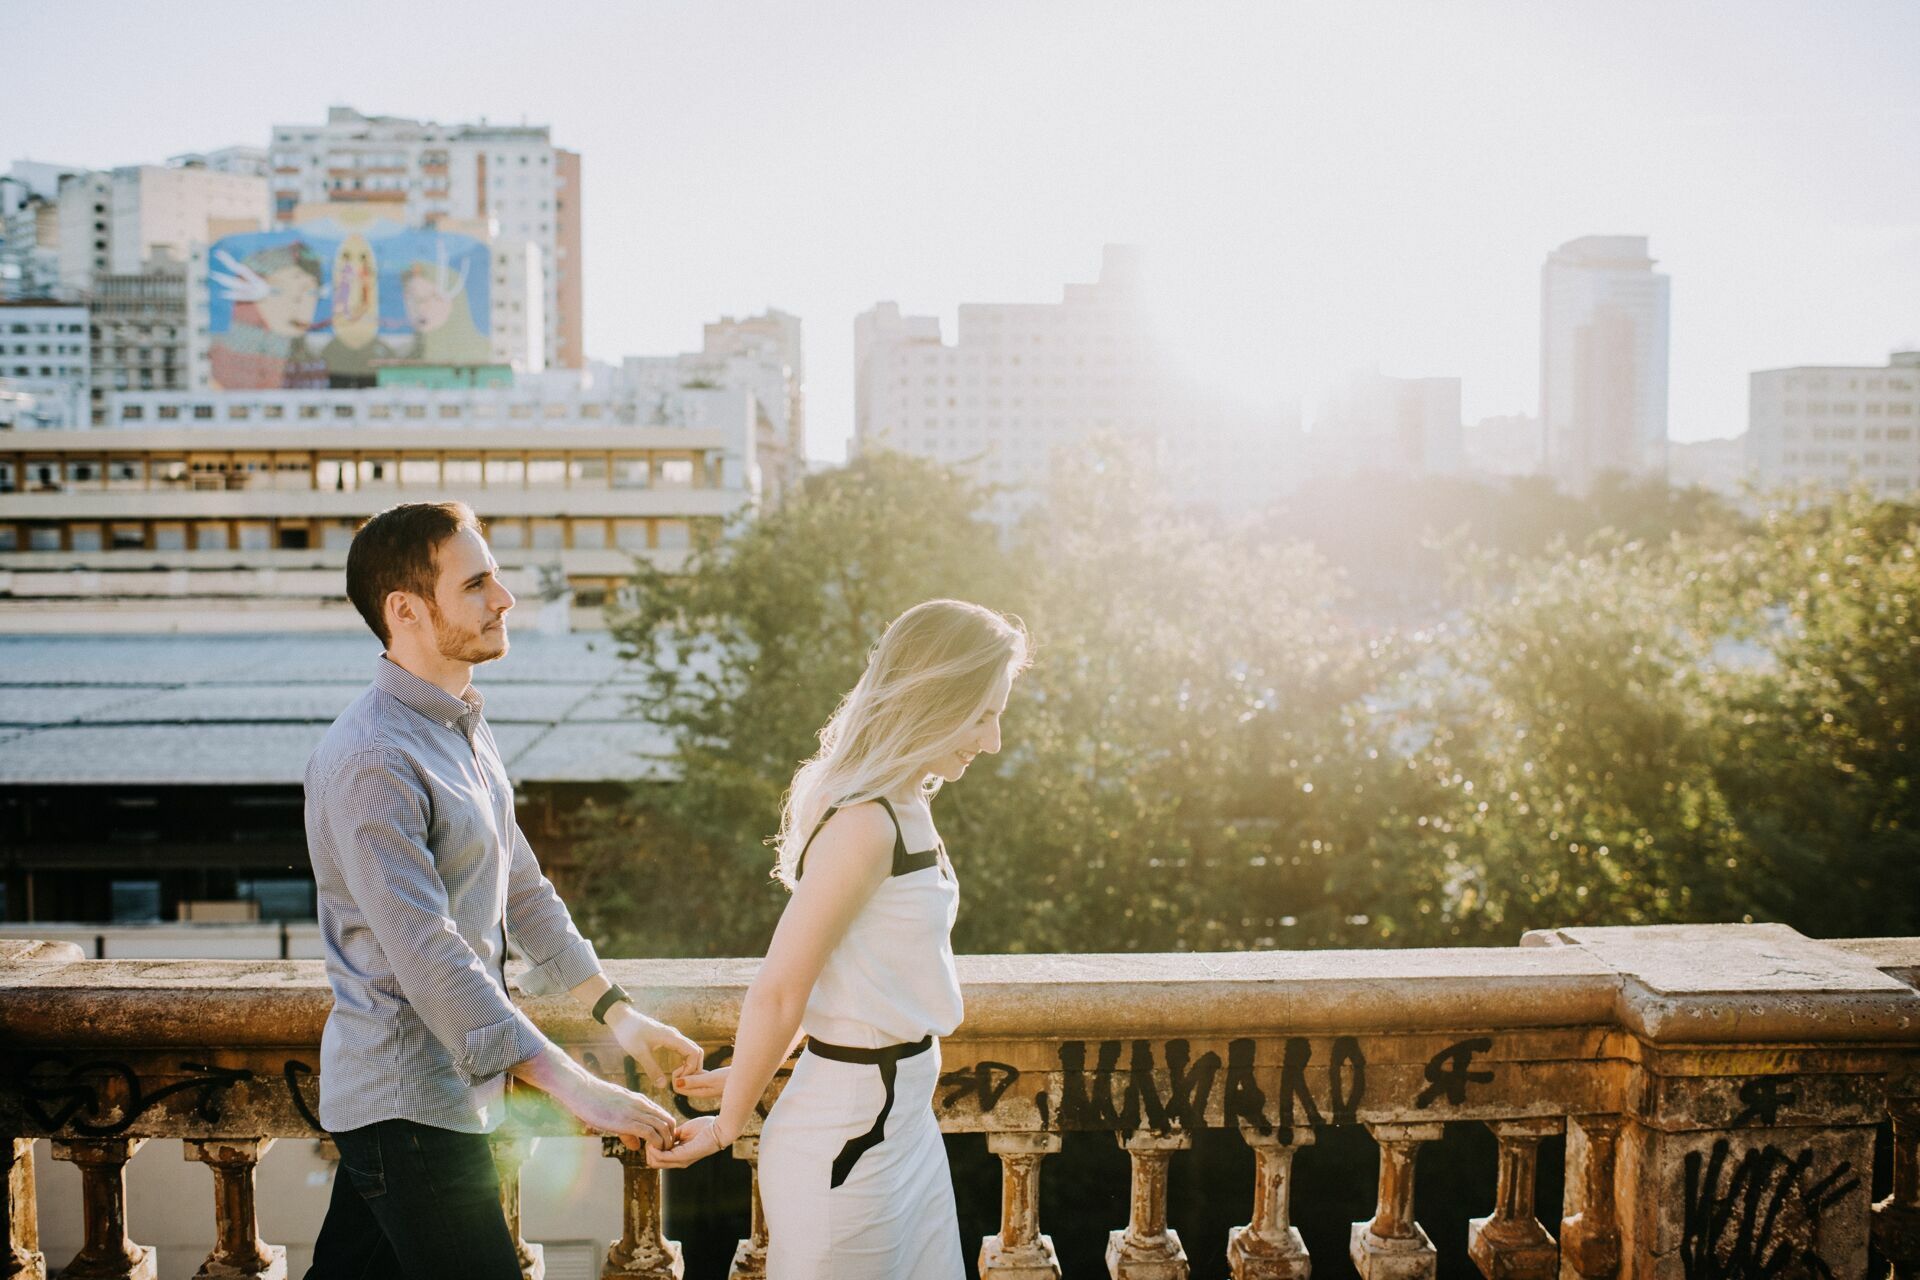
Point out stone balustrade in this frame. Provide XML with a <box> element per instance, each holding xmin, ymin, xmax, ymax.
<box><xmin>2</xmin><ymin>923</ymin><xmax>1918</xmax><ymax>1279</ymax></box>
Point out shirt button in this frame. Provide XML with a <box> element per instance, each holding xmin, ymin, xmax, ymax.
<box><xmin>444</xmin><ymin>721</ymin><xmax>454</xmax><ymax>728</ymax></box>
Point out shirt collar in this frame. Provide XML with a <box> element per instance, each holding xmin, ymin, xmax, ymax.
<box><xmin>374</xmin><ymin>655</ymin><xmax>484</xmax><ymax>733</ymax></box>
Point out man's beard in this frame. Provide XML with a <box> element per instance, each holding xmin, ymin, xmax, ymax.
<box><xmin>426</xmin><ymin>601</ymin><xmax>508</xmax><ymax>665</ymax></box>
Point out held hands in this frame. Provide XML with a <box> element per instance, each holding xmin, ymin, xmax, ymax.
<box><xmin>647</xmin><ymin>1114</ymin><xmax>732</xmax><ymax>1168</ymax></box>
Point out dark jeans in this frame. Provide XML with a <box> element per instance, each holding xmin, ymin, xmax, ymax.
<box><xmin>306</xmin><ymin>1119</ymin><xmax>522</xmax><ymax>1280</ymax></box>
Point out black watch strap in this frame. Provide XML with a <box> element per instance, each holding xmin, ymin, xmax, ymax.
<box><xmin>592</xmin><ymin>983</ymin><xmax>633</xmax><ymax>1025</ymax></box>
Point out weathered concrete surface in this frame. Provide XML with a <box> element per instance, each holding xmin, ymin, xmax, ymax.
<box><xmin>3</xmin><ymin>926</ymin><xmax>1918</xmax><ymax>1280</ymax></box>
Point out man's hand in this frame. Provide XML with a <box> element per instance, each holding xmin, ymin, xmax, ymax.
<box><xmin>647</xmin><ymin>1115</ymin><xmax>730</xmax><ymax>1169</ymax></box>
<box><xmin>511</xmin><ymin>1043</ymin><xmax>677</xmax><ymax>1150</ymax></box>
<box><xmin>606</xmin><ymin>1005</ymin><xmax>706</xmax><ymax>1088</ymax></box>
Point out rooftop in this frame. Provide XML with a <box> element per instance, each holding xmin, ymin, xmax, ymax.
<box><xmin>0</xmin><ymin>631</ymin><xmax>669</xmax><ymax>785</ymax></box>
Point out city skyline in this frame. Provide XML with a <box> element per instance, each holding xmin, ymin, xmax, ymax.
<box><xmin>7</xmin><ymin>0</ymin><xmax>1919</xmax><ymax>461</ymax></box>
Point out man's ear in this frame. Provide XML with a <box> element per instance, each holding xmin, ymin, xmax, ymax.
<box><xmin>385</xmin><ymin>589</ymin><xmax>424</xmax><ymax>637</ymax></box>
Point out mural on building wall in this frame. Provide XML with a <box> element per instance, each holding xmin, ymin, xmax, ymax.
<box><xmin>206</xmin><ymin>220</ymin><xmax>492</xmax><ymax>389</ymax></box>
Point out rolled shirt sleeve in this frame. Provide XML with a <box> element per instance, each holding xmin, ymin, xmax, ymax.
<box><xmin>505</xmin><ymin>819</ymin><xmax>603</xmax><ymax>997</ymax></box>
<box><xmin>315</xmin><ymin>747</ymin><xmax>549</xmax><ymax>1085</ymax></box>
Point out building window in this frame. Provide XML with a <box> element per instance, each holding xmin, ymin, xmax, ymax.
<box><xmin>400</xmin><ymin>456</ymin><xmax>440</xmax><ymax>487</ymax></box>
<box><xmin>111</xmin><ymin>880</ymin><xmax>163</xmax><ymax>923</ymax></box>
<box><xmin>489</xmin><ymin>519</ymin><xmax>526</xmax><ymax>549</ymax></box>
<box><xmin>569</xmin><ymin>455</ymin><xmax>608</xmax><ymax>486</ymax></box>
<box><xmin>121</xmin><ymin>404</ymin><xmax>144</xmax><ymax>420</ymax></box>
<box><xmin>528</xmin><ymin>456</ymin><xmax>565</xmax><ymax>487</ymax></box>
<box><xmin>444</xmin><ymin>456</ymin><xmax>482</xmax><ymax>486</ymax></box>
<box><xmin>108</xmin><ymin>459</ymin><xmax>143</xmax><ymax>489</ymax></box>
<box><xmin>485</xmin><ymin>457</ymin><xmax>525</xmax><ymax>488</ymax></box>
<box><xmin>570</xmin><ymin>519</ymin><xmax>607</xmax><ymax>549</ymax></box>
<box><xmin>299</xmin><ymin>404</ymin><xmax>322</xmax><ymax>419</ymax></box>
<box><xmin>69</xmin><ymin>524</ymin><xmax>103</xmax><ymax>552</ymax></box>
<box><xmin>110</xmin><ymin>523</ymin><xmax>145</xmax><ymax>549</ymax></box>
<box><xmin>656</xmin><ymin>520</ymin><xmax>690</xmax><ymax>550</ymax></box>
<box><xmin>195</xmin><ymin>522</ymin><xmax>229</xmax><ymax>550</ymax></box>
<box><xmin>612</xmin><ymin>456</ymin><xmax>649</xmax><ymax>489</ymax></box>
<box><xmin>531</xmin><ymin>519</ymin><xmax>565</xmax><ymax>550</ymax></box>
<box><xmin>153</xmin><ymin>522</ymin><xmax>187</xmax><ymax>550</ymax></box>
<box><xmin>27</xmin><ymin>526</ymin><xmax>60</xmax><ymax>551</ymax></box>
<box><xmin>657</xmin><ymin>458</ymin><xmax>695</xmax><ymax>488</ymax></box>
<box><xmin>317</xmin><ymin>459</ymin><xmax>357</xmax><ymax>491</ymax></box>
<box><xmin>263</xmin><ymin>404</ymin><xmax>284</xmax><ymax>420</ymax></box>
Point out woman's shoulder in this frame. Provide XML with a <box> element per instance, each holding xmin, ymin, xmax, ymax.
<box><xmin>804</xmin><ymin>801</ymin><xmax>898</xmax><ymax>872</ymax></box>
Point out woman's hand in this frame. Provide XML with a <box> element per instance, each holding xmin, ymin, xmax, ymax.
<box><xmin>673</xmin><ymin>1063</ymin><xmax>729</xmax><ymax>1099</ymax></box>
<box><xmin>646</xmin><ymin>1115</ymin><xmax>731</xmax><ymax>1169</ymax></box>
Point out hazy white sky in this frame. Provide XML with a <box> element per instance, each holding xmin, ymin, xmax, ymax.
<box><xmin>8</xmin><ymin>0</ymin><xmax>1918</xmax><ymax>459</ymax></box>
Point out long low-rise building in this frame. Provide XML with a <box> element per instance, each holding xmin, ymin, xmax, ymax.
<box><xmin>0</xmin><ymin>381</ymin><xmax>759</xmax><ymax>628</ymax></box>
<box><xmin>1747</xmin><ymin>350</ymin><xmax>1920</xmax><ymax>498</ymax></box>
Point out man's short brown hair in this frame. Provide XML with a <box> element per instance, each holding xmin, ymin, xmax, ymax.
<box><xmin>346</xmin><ymin>502</ymin><xmax>482</xmax><ymax>645</ymax></box>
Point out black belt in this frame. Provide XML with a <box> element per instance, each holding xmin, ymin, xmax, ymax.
<box><xmin>804</xmin><ymin>1035</ymin><xmax>933</xmax><ymax>1187</ymax></box>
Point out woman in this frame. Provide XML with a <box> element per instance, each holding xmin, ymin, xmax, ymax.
<box><xmin>651</xmin><ymin>598</ymin><xmax>1029</xmax><ymax>1278</ymax></box>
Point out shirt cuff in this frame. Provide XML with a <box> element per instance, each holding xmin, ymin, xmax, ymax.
<box><xmin>514</xmin><ymin>936</ymin><xmax>602</xmax><ymax>997</ymax></box>
<box><xmin>454</xmin><ymin>1007</ymin><xmax>547</xmax><ymax>1086</ymax></box>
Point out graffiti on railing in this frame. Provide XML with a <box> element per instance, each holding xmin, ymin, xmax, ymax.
<box><xmin>1416</xmin><ymin>1037</ymin><xmax>1494</xmax><ymax>1108</ymax></box>
<box><xmin>1679</xmin><ymin>1136</ymin><xmax>1858</xmax><ymax>1279</ymax></box>
<box><xmin>6</xmin><ymin>1057</ymin><xmax>253</xmax><ymax>1137</ymax></box>
<box><xmin>1731</xmin><ymin>1076</ymin><xmax>1797</xmax><ymax>1128</ymax></box>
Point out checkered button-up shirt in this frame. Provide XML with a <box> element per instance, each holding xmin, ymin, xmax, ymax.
<box><xmin>304</xmin><ymin>656</ymin><xmax>603</xmax><ymax>1133</ymax></box>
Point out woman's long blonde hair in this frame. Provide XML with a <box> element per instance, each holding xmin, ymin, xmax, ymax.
<box><xmin>773</xmin><ymin>599</ymin><xmax>1030</xmax><ymax>887</ymax></box>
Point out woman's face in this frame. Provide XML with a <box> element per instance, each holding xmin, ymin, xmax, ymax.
<box><xmin>924</xmin><ymin>666</ymin><xmax>1013</xmax><ymax>784</ymax></box>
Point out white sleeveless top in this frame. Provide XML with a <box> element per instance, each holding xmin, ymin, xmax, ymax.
<box><xmin>798</xmin><ymin>799</ymin><xmax>964</xmax><ymax>1049</ymax></box>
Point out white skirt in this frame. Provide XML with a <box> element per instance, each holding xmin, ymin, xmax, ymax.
<box><xmin>758</xmin><ymin>1039</ymin><xmax>964</xmax><ymax>1280</ymax></box>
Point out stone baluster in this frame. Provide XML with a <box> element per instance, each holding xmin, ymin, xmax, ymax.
<box><xmin>1466</xmin><ymin>1118</ymin><xmax>1561</xmax><ymax>1279</ymax></box>
<box><xmin>1557</xmin><ymin>1116</ymin><xmax>1623</xmax><ymax>1279</ymax></box>
<box><xmin>599</xmin><ymin>1138</ymin><xmax>683</xmax><ymax>1280</ymax></box>
<box><xmin>1349</xmin><ymin>1122</ymin><xmax>1442</xmax><ymax>1280</ymax></box>
<box><xmin>978</xmin><ymin>1131</ymin><xmax>1063</xmax><ymax>1279</ymax></box>
<box><xmin>182</xmin><ymin>1139</ymin><xmax>283</xmax><ymax>1280</ymax></box>
<box><xmin>3</xmin><ymin>1139</ymin><xmax>44</xmax><ymax>1280</ymax></box>
<box><xmin>1106</xmin><ymin>1130</ymin><xmax>1191</xmax><ymax>1280</ymax></box>
<box><xmin>1874</xmin><ymin>1093</ymin><xmax>1920</xmax><ymax>1280</ymax></box>
<box><xmin>489</xmin><ymin>1134</ymin><xmax>544</xmax><ymax>1280</ymax></box>
<box><xmin>727</xmin><ymin>1137</ymin><xmax>768</xmax><ymax>1280</ymax></box>
<box><xmin>1227</xmin><ymin>1123</ymin><xmax>1313</xmax><ymax>1279</ymax></box>
<box><xmin>50</xmin><ymin>1138</ymin><xmax>156</xmax><ymax>1280</ymax></box>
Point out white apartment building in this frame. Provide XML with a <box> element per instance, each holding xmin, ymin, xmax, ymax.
<box><xmin>623</xmin><ymin>309</ymin><xmax>805</xmax><ymax>502</ymax></box>
<box><xmin>857</xmin><ymin>247</ymin><xmax>1155</xmax><ymax>522</ymax></box>
<box><xmin>1463</xmin><ymin>412</ymin><xmax>1544</xmax><ymax>478</ymax></box>
<box><xmin>856</xmin><ymin>248</ymin><xmax>1302</xmax><ymax>519</ymax></box>
<box><xmin>1747</xmin><ymin>352</ymin><xmax>1920</xmax><ymax>498</ymax></box>
<box><xmin>1540</xmin><ymin>235</ymin><xmax>1671</xmax><ymax>491</ymax></box>
<box><xmin>267</xmin><ymin>107</ymin><xmax>584</xmax><ymax>369</ymax></box>
<box><xmin>0</xmin><ymin>380</ymin><xmax>760</xmax><ymax>631</ymax></box>
<box><xmin>1</xmin><ymin>161</ymin><xmax>83</xmax><ymax>300</ymax></box>
<box><xmin>58</xmin><ymin>165</ymin><xmax>267</xmax><ymax>293</ymax></box>
<box><xmin>0</xmin><ymin>301</ymin><xmax>88</xmax><ymax>429</ymax></box>
<box><xmin>1313</xmin><ymin>370</ymin><xmax>1464</xmax><ymax>477</ymax></box>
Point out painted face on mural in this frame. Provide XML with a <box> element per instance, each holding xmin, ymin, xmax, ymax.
<box><xmin>404</xmin><ymin>272</ymin><xmax>456</xmax><ymax>334</ymax></box>
<box><xmin>254</xmin><ymin>266</ymin><xmax>321</xmax><ymax>338</ymax></box>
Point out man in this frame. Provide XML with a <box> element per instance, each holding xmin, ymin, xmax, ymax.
<box><xmin>305</xmin><ymin>501</ymin><xmax>695</xmax><ymax>1278</ymax></box>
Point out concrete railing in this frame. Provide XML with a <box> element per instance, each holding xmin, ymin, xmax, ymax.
<box><xmin>2</xmin><ymin>923</ymin><xmax>1917</xmax><ymax>1280</ymax></box>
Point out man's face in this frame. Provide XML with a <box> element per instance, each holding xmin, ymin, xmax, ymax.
<box><xmin>423</xmin><ymin>527</ymin><xmax>515</xmax><ymax>665</ymax></box>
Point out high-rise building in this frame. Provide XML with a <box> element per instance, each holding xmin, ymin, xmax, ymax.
<box><xmin>86</xmin><ymin>265</ymin><xmax>190</xmax><ymax>423</ymax></box>
<box><xmin>1540</xmin><ymin>235</ymin><xmax>1670</xmax><ymax>490</ymax></box>
<box><xmin>623</xmin><ymin>309</ymin><xmax>805</xmax><ymax>503</ymax></box>
<box><xmin>1747</xmin><ymin>352</ymin><xmax>1920</xmax><ymax>499</ymax></box>
<box><xmin>0</xmin><ymin>301</ymin><xmax>89</xmax><ymax>428</ymax></box>
<box><xmin>1312</xmin><ymin>370</ymin><xmax>1464</xmax><ymax>477</ymax></box>
<box><xmin>1463</xmin><ymin>412</ymin><xmax>1544</xmax><ymax>477</ymax></box>
<box><xmin>1</xmin><ymin>161</ymin><xmax>85</xmax><ymax>300</ymax></box>
<box><xmin>856</xmin><ymin>248</ymin><xmax>1301</xmax><ymax>519</ymax></box>
<box><xmin>57</xmin><ymin>165</ymin><xmax>267</xmax><ymax>295</ymax></box>
<box><xmin>266</xmin><ymin>107</ymin><xmax>584</xmax><ymax>370</ymax></box>
<box><xmin>857</xmin><ymin>248</ymin><xmax>1154</xmax><ymax>521</ymax></box>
